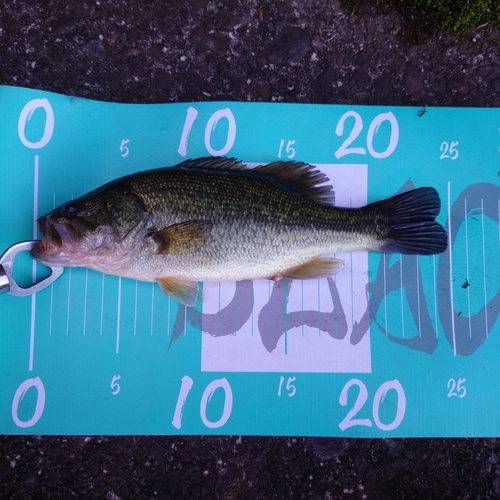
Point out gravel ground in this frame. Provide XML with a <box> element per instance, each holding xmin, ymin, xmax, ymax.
<box><xmin>1</xmin><ymin>0</ymin><xmax>500</xmax><ymax>498</ymax></box>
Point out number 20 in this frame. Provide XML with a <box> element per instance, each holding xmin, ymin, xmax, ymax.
<box><xmin>334</xmin><ymin>111</ymin><xmax>399</xmax><ymax>159</ymax></box>
<box><xmin>338</xmin><ymin>379</ymin><xmax>406</xmax><ymax>432</ymax></box>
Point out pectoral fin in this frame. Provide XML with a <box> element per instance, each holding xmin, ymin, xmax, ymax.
<box><xmin>157</xmin><ymin>277</ymin><xmax>200</xmax><ymax>307</ymax></box>
<box><xmin>150</xmin><ymin>220</ymin><xmax>213</xmax><ymax>255</ymax></box>
<box><xmin>273</xmin><ymin>257</ymin><xmax>344</xmax><ymax>280</ymax></box>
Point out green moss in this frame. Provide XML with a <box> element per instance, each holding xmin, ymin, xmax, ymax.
<box><xmin>343</xmin><ymin>0</ymin><xmax>500</xmax><ymax>38</ymax></box>
<box><xmin>399</xmin><ymin>0</ymin><xmax>500</xmax><ymax>35</ymax></box>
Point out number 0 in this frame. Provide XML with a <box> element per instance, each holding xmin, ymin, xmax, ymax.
<box><xmin>366</xmin><ymin>112</ymin><xmax>399</xmax><ymax>159</ymax></box>
<box><xmin>18</xmin><ymin>98</ymin><xmax>54</xmax><ymax>149</ymax></box>
<box><xmin>204</xmin><ymin>109</ymin><xmax>236</xmax><ymax>156</ymax></box>
<box><xmin>372</xmin><ymin>380</ymin><xmax>406</xmax><ymax>431</ymax></box>
<box><xmin>12</xmin><ymin>377</ymin><xmax>46</xmax><ymax>428</ymax></box>
<box><xmin>200</xmin><ymin>378</ymin><xmax>233</xmax><ymax>429</ymax></box>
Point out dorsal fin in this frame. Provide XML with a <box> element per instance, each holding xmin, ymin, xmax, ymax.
<box><xmin>253</xmin><ymin>161</ymin><xmax>335</xmax><ymax>205</ymax></box>
<box><xmin>177</xmin><ymin>157</ymin><xmax>246</xmax><ymax>172</ymax></box>
<box><xmin>175</xmin><ymin>157</ymin><xmax>335</xmax><ymax>206</ymax></box>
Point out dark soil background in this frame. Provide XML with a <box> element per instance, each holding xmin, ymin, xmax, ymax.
<box><xmin>1</xmin><ymin>0</ymin><xmax>500</xmax><ymax>498</ymax></box>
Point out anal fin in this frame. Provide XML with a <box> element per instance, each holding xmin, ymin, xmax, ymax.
<box><xmin>157</xmin><ymin>277</ymin><xmax>200</xmax><ymax>307</ymax></box>
<box><xmin>275</xmin><ymin>257</ymin><xmax>344</xmax><ymax>280</ymax></box>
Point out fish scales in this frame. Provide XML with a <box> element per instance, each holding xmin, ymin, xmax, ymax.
<box><xmin>125</xmin><ymin>169</ymin><xmax>373</xmax><ymax>280</ymax></box>
<box><xmin>32</xmin><ymin>157</ymin><xmax>448</xmax><ymax>306</ymax></box>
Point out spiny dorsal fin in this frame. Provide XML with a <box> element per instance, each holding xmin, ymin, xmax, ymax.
<box><xmin>177</xmin><ymin>157</ymin><xmax>246</xmax><ymax>172</ymax></box>
<box><xmin>175</xmin><ymin>157</ymin><xmax>335</xmax><ymax>206</ymax></box>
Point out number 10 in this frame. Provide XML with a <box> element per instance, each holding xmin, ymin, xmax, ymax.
<box><xmin>178</xmin><ymin>107</ymin><xmax>236</xmax><ymax>157</ymax></box>
<box><xmin>172</xmin><ymin>375</ymin><xmax>233</xmax><ymax>430</ymax></box>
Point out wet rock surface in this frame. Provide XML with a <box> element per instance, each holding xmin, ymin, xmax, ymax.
<box><xmin>1</xmin><ymin>0</ymin><xmax>498</xmax><ymax>106</ymax></box>
<box><xmin>1</xmin><ymin>0</ymin><xmax>500</xmax><ymax>498</ymax></box>
<box><xmin>3</xmin><ymin>436</ymin><xmax>500</xmax><ymax>498</ymax></box>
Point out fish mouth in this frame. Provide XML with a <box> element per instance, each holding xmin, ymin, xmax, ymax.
<box><xmin>34</xmin><ymin>216</ymin><xmax>78</xmax><ymax>256</ymax></box>
<box><xmin>37</xmin><ymin>216</ymin><xmax>62</xmax><ymax>254</ymax></box>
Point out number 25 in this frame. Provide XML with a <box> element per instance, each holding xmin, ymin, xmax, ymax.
<box><xmin>440</xmin><ymin>141</ymin><xmax>459</xmax><ymax>160</ymax></box>
<box><xmin>447</xmin><ymin>378</ymin><xmax>466</xmax><ymax>398</ymax></box>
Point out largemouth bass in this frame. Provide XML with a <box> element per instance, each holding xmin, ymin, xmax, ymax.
<box><xmin>32</xmin><ymin>157</ymin><xmax>447</xmax><ymax>306</ymax></box>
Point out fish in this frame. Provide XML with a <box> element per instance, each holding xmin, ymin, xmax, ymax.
<box><xmin>31</xmin><ymin>157</ymin><xmax>448</xmax><ymax>306</ymax></box>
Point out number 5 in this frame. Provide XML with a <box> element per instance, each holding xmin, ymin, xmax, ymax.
<box><xmin>120</xmin><ymin>139</ymin><xmax>130</xmax><ymax>157</ymax></box>
<box><xmin>111</xmin><ymin>375</ymin><xmax>121</xmax><ymax>395</ymax></box>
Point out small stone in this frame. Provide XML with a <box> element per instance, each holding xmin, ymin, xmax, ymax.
<box><xmin>186</xmin><ymin>0</ymin><xmax>208</xmax><ymax>8</ymax></box>
<box><xmin>153</xmin><ymin>68</ymin><xmax>173</xmax><ymax>91</ymax></box>
<box><xmin>403</xmin><ymin>64</ymin><xmax>423</xmax><ymax>94</ymax></box>
<box><xmin>268</xmin><ymin>28</ymin><xmax>310</xmax><ymax>64</ymax></box>
<box><xmin>373</xmin><ymin>74</ymin><xmax>393</xmax><ymax>101</ymax></box>
<box><xmin>0</xmin><ymin>459</ymin><xmax>10</xmax><ymax>481</ymax></box>
<box><xmin>351</xmin><ymin>64</ymin><xmax>370</xmax><ymax>89</ymax></box>
<box><xmin>203</xmin><ymin>33</ymin><xmax>229</xmax><ymax>53</ymax></box>
<box><xmin>310</xmin><ymin>438</ymin><xmax>350</xmax><ymax>460</ymax></box>
<box><xmin>355</xmin><ymin>456</ymin><xmax>368</xmax><ymax>475</ymax></box>
<box><xmin>458</xmin><ymin>83</ymin><xmax>469</xmax><ymax>95</ymax></box>
<box><xmin>387</xmin><ymin>458</ymin><xmax>409</xmax><ymax>473</ymax></box>
<box><xmin>83</xmin><ymin>39</ymin><xmax>105</xmax><ymax>59</ymax></box>
<box><xmin>493</xmin><ymin>77</ymin><xmax>500</xmax><ymax>92</ymax></box>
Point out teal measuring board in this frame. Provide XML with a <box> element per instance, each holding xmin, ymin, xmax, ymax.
<box><xmin>1</xmin><ymin>85</ymin><xmax>499</xmax><ymax>437</ymax></box>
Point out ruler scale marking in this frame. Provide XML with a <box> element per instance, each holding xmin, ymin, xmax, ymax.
<box><xmin>150</xmin><ymin>282</ymin><xmax>154</xmax><ymax>335</ymax></box>
<box><xmin>29</xmin><ymin>155</ymin><xmax>39</xmax><ymax>372</ymax></box>
<box><xmin>116</xmin><ymin>277</ymin><xmax>121</xmax><ymax>353</ymax></box>
<box><xmin>416</xmin><ymin>256</ymin><xmax>421</xmax><ymax>338</ymax></box>
<box><xmin>400</xmin><ymin>257</ymin><xmax>404</xmax><ymax>338</ymax></box>
<box><xmin>83</xmin><ymin>269</ymin><xmax>88</xmax><ymax>336</ymax></box>
<box><xmin>465</xmin><ymin>199</ymin><xmax>472</xmax><ymax>338</ymax></box>
<box><xmin>65</xmin><ymin>270</ymin><xmax>72</xmax><ymax>335</ymax></box>
<box><xmin>134</xmin><ymin>281</ymin><xmax>138</xmax><ymax>336</ymax></box>
<box><xmin>432</xmin><ymin>255</ymin><xmax>438</xmax><ymax>339</ymax></box>
<box><xmin>481</xmin><ymin>199</ymin><xmax>489</xmax><ymax>337</ymax></box>
<box><xmin>448</xmin><ymin>181</ymin><xmax>457</xmax><ymax>356</ymax></box>
<box><xmin>383</xmin><ymin>253</ymin><xmax>388</xmax><ymax>337</ymax></box>
<box><xmin>100</xmin><ymin>274</ymin><xmax>105</xmax><ymax>336</ymax></box>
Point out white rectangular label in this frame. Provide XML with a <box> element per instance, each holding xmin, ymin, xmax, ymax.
<box><xmin>201</xmin><ymin>164</ymin><xmax>371</xmax><ymax>373</ymax></box>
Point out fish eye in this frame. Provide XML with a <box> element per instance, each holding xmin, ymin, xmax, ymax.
<box><xmin>64</xmin><ymin>204</ymin><xmax>79</xmax><ymax>219</ymax></box>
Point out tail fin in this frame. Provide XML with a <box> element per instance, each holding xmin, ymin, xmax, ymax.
<box><xmin>368</xmin><ymin>187</ymin><xmax>448</xmax><ymax>255</ymax></box>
